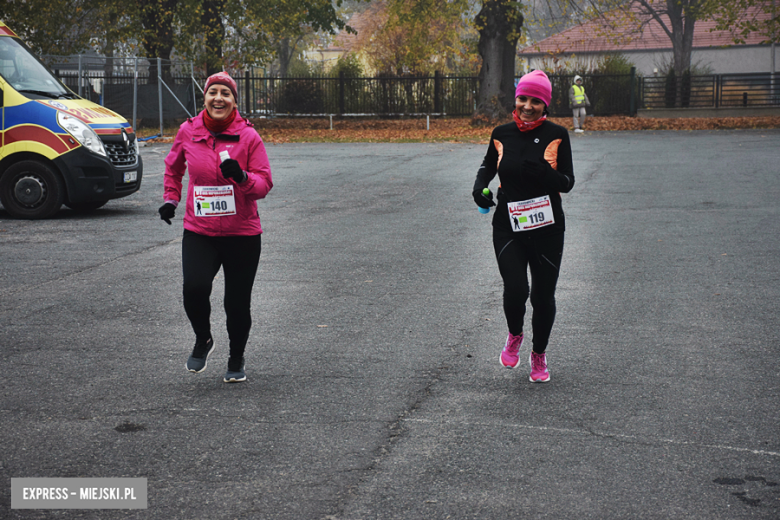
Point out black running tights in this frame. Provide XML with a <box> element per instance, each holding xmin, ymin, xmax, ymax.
<box><xmin>182</xmin><ymin>230</ymin><xmax>262</xmax><ymax>359</ymax></box>
<box><xmin>493</xmin><ymin>232</ymin><xmax>564</xmax><ymax>353</ymax></box>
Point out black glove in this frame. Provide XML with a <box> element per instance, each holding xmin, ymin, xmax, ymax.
<box><xmin>220</xmin><ymin>159</ymin><xmax>247</xmax><ymax>183</ymax></box>
<box><xmin>472</xmin><ymin>187</ymin><xmax>496</xmax><ymax>209</ymax></box>
<box><xmin>523</xmin><ymin>158</ymin><xmax>575</xmax><ymax>192</ymax></box>
<box><xmin>522</xmin><ymin>158</ymin><xmax>557</xmax><ymax>190</ymax></box>
<box><xmin>521</xmin><ymin>158</ymin><xmax>549</xmax><ymax>179</ymax></box>
<box><xmin>158</xmin><ymin>202</ymin><xmax>176</xmax><ymax>225</ymax></box>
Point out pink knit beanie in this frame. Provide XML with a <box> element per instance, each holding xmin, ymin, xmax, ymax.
<box><xmin>515</xmin><ymin>70</ymin><xmax>552</xmax><ymax>107</ymax></box>
<box><xmin>204</xmin><ymin>72</ymin><xmax>238</xmax><ymax>101</ymax></box>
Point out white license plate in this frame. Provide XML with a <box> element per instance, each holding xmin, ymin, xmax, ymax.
<box><xmin>124</xmin><ymin>171</ymin><xmax>137</xmax><ymax>183</ymax></box>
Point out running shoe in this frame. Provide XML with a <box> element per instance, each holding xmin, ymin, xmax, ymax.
<box><xmin>224</xmin><ymin>357</ymin><xmax>246</xmax><ymax>383</ymax></box>
<box><xmin>186</xmin><ymin>336</ymin><xmax>215</xmax><ymax>373</ymax></box>
<box><xmin>529</xmin><ymin>351</ymin><xmax>550</xmax><ymax>383</ymax></box>
<box><xmin>574</xmin><ymin>128</ymin><xmax>584</xmax><ymax>133</ymax></box>
<box><xmin>500</xmin><ymin>332</ymin><xmax>524</xmax><ymax>368</ymax></box>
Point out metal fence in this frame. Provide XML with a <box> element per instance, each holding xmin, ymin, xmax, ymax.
<box><xmin>234</xmin><ymin>72</ymin><xmax>480</xmax><ymax>117</ymax></box>
<box><xmin>640</xmin><ymin>72</ymin><xmax>780</xmax><ymax>109</ymax></box>
<box><xmin>35</xmin><ymin>54</ymin><xmax>780</xmax><ymax>130</ymax></box>
<box><xmin>547</xmin><ymin>73</ymin><xmax>639</xmax><ymax>117</ymax></box>
<box><xmin>41</xmin><ymin>55</ymin><xmax>200</xmax><ymax>136</ymax></box>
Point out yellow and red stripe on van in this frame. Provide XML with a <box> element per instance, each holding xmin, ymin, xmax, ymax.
<box><xmin>1</xmin><ymin>124</ymin><xmax>80</xmax><ymax>159</ymax></box>
<box><xmin>0</xmin><ymin>22</ymin><xmax>18</xmax><ymax>37</ymax></box>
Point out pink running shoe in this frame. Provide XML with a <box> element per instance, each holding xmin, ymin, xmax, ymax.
<box><xmin>500</xmin><ymin>333</ymin><xmax>524</xmax><ymax>368</ymax></box>
<box><xmin>529</xmin><ymin>351</ymin><xmax>550</xmax><ymax>382</ymax></box>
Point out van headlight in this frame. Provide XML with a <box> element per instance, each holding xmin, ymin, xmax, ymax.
<box><xmin>57</xmin><ymin>112</ymin><xmax>107</xmax><ymax>157</ymax></box>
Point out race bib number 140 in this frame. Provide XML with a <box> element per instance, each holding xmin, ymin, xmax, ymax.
<box><xmin>193</xmin><ymin>185</ymin><xmax>237</xmax><ymax>217</ymax></box>
<box><xmin>507</xmin><ymin>195</ymin><xmax>555</xmax><ymax>231</ymax></box>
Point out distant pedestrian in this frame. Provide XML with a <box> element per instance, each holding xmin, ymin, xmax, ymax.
<box><xmin>569</xmin><ymin>75</ymin><xmax>591</xmax><ymax>133</ymax></box>
<box><xmin>158</xmin><ymin>71</ymin><xmax>273</xmax><ymax>383</ymax></box>
<box><xmin>472</xmin><ymin>70</ymin><xmax>575</xmax><ymax>383</ymax></box>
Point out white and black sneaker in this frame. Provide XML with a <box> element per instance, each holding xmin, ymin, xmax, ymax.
<box><xmin>223</xmin><ymin>357</ymin><xmax>246</xmax><ymax>383</ymax></box>
<box><xmin>186</xmin><ymin>336</ymin><xmax>215</xmax><ymax>373</ymax></box>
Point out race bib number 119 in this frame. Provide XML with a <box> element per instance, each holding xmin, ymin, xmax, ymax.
<box><xmin>507</xmin><ymin>195</ymin><xmax>555</xmax><ymax>231</ymax></box>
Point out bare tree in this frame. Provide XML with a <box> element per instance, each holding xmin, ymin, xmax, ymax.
<box><xmin>632</xmin><ymin>0</ymin><xmax>702</xmax><ymax>78</ymax></box>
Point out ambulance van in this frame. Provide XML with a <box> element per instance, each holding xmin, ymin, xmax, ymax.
<box><xmin>0</xmin><ymin>21</ymin><xmax>142</xmax><ymax>219</ymax></box>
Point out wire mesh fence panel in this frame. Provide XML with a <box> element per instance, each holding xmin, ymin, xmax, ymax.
<box><xmin>40</xmin><ymin>55</ymin><xmax>198</xmax><ymax>127</ymax></box>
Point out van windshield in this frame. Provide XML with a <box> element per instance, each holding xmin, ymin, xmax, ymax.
<box><xmin>0</xmin><ymin>36</ymin><xmax>74</xmax><ymax>99</ymax></box>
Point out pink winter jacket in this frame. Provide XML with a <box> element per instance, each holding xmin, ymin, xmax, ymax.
<box><xmin>163</xmin><ymin>110</ymin><xmax>273</xmax><ymax>236</ymax></box>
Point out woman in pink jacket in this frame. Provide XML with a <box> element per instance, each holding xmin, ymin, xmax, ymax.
<box><xmin>158</xmin><ymin>72</ymin><xmax>273</xmax><ymax>383</ymax></box>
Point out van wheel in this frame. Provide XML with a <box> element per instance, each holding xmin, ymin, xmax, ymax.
<box><xmin>0</xmin><ymin>160</ymin><xmax>65</xmax><ymax>219</ymax></box>
<box><xmin>65</xmin><ymin>201</ymin><xmax>108</xmax><ymax>212</ymax></box>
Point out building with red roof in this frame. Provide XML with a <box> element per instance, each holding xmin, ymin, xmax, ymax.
<box><xmin>518</xmin><ymin>2</ymin><xmax>776</xmax><ymax>76</ymax></box>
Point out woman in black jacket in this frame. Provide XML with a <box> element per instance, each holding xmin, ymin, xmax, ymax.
<box><xmin>473</xmin><ymin>70</ymin><xmax>575</xmax><ymax>383</ymax></box>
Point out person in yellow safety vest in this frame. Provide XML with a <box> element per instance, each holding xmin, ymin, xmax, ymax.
<box><xmin>568</xmin><ymin>75</ymin><xmax>591</xmax><ymax>133</ymax></box>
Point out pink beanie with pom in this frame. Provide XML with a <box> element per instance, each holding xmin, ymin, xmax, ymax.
<box><xmin>515</xmin><ymin>70</ymin><xmax>552</xmax><ymax>107</ymax></box>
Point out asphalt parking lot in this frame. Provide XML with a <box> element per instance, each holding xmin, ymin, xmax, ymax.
<box><xmin>1</xmin><ymin>129</ymin><xmax>779</xmax><ymax>519</ymax></box>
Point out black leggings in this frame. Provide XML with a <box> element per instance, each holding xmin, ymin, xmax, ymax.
<box><xmin>493</xmin><ymin>232</ymin><xmax>564</xmax><ymax>353</ymax></box>
<box><xmin>182</xmin><ymin>230</ymin><xmax>262</xmax><ymax>359</ymax></box>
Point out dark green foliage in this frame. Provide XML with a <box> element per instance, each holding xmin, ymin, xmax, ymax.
<box><xmin>279</xmin><ymin>78</ymin><xmax>325</xmax><ymax>113</ymax></box>
<box><xmin>287</xmin><ymin>56</ymin><xmax>315</xmax><ymax>77</ymax></box>
<box><xmin>329</xmin><ymin>54</ymin><xmax>363</xmax><ymax>78</ymax></box>
<box><xmin>596</xmin><ymin>54</ymin><xmax>635</xmax><ymax>75</ymax></box>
